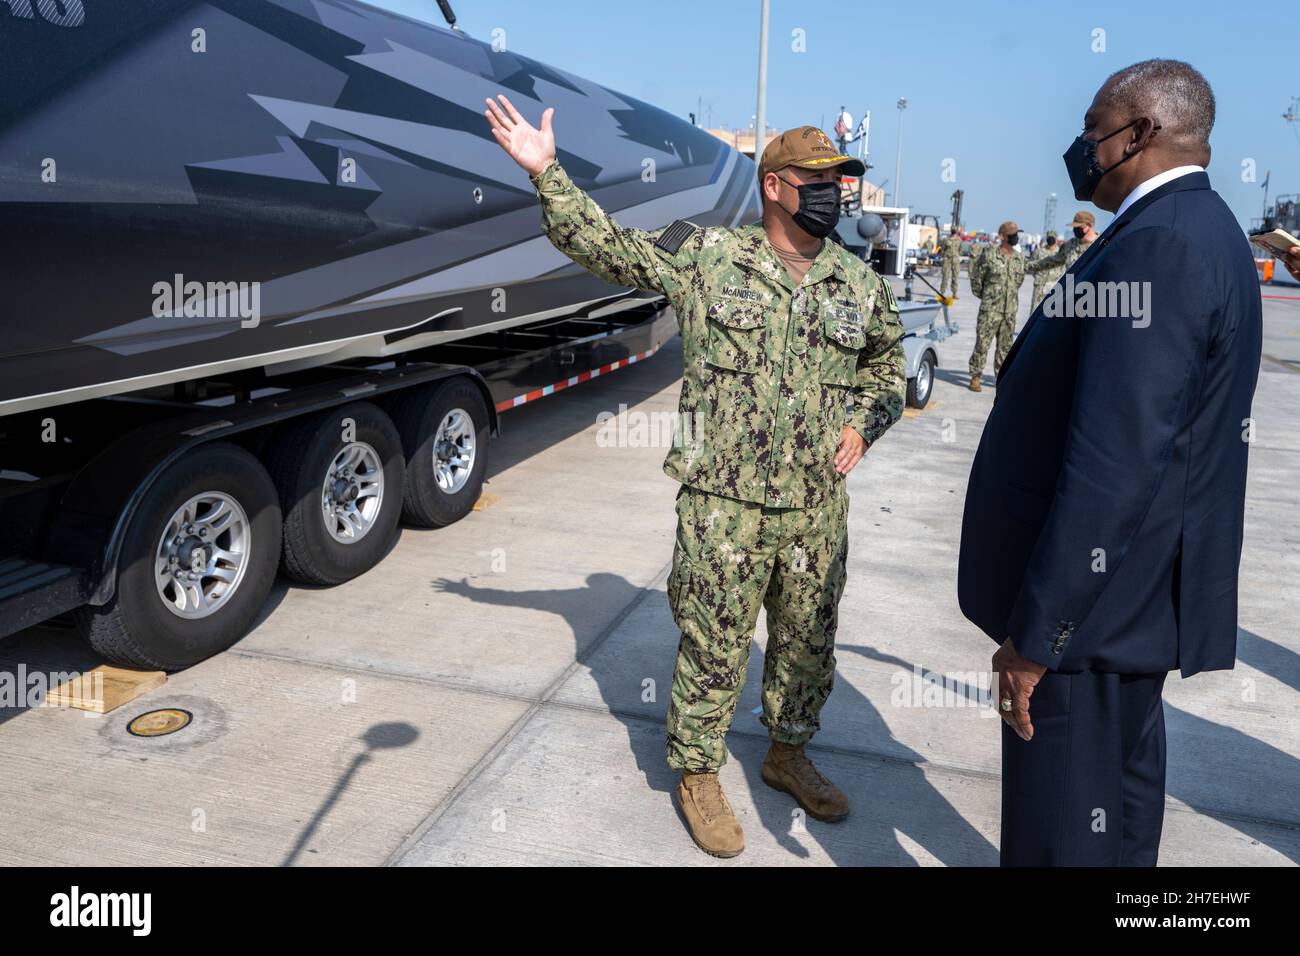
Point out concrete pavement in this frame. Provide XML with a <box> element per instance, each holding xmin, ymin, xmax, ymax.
<box><xmin>0</xmin><ymin>269</ymin><xmax>1296</xmax><ymax>866</ymax></box>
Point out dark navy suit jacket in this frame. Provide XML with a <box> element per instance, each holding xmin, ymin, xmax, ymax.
<box><xmin>958</xmin><ymin>172</ymin><xmax>1262</xmax><ymax>677</ymax></box>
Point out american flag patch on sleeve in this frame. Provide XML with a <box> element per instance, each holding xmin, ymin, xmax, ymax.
<box><xmin>653</xmin><ymin>219</ymin><xmax>698</xmax><ymax>255</ymax></box>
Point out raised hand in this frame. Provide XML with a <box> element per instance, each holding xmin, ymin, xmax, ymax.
<box><xmin>485</xmin><ymin>94</ymin><xmax>555</xmax><ymax>177</ymax></box>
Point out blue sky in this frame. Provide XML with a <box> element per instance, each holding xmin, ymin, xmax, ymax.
<box><xmin>367</xmin><ymin>0</ymin><xmax>1291</xmax><ymax>235</ymax></box>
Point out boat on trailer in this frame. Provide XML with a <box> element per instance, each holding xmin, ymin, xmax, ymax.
<box><xmin>0</xmin><ymin>0</ymin><xmax>760</xmax><ymax>417</ymax></box>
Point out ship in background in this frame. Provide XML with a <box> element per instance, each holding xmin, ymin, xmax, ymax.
<box><xmin>1253</xmin><ymin>194</ymin><xmax>1300</xmax><ymax>238</ymax></box>
<box><xmin>1249</xmin><ymin>98</ymin><xmax>1300</xmax><ymax>285</ymax></box>
<box><xmin>1252</xmin><ymin>193</ymin><xmax>1300</xmax><ymax>287</ymax></box>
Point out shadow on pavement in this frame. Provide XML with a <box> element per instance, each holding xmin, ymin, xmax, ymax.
<box><xmin>434</xmin><ymin>572</ymin><xmax>997</xmax><ymax>865</ymax></box>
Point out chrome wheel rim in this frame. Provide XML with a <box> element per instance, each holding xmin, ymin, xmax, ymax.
<box><xmin>433</xmin><ymin>408</ymin><xmax>475</xmax><ymax>494</ymax></box>
<box><xmin>916</xmin><ymin>359</ymin><xmax>933</xmax><ymax>404</ymax></box>
<box><xmin>155</xmin><ymin>492</ymin><xmax>251</xmax><ymax>619</ymax></box>
<box><xmin>321</xmin><ymin>441</ymin><xmax>384</xmax><ymax>543</ymax></box>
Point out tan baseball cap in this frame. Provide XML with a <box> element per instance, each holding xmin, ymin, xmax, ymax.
<box><xmin>998</xmin><ymin>220</ymin><xmax>1019</xmax><ymax>236</ymax></box>
<box><xmin>757</xmin><ymin>125</ymin><xmax>866</xmax><ymax>182</ymax></box>
<box><xmin>1072</xmin><ymin>210</ymin><xmax>1096</xmax><ymax>226</ymax></box>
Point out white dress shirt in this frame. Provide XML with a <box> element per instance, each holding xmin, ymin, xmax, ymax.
<box><xmin>1113</xmin><ymin>165</ymin><xmax>1205</xmax><ymax>220</ymax></box>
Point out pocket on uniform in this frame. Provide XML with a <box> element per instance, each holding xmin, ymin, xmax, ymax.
<box><xmin>667</xmin><ymin>546</ymin><xmax>684</xmax><ymax>615</ymax></box>
<box><xmin>666</xmin><ymin>545</ymin><xmax>697</xmax><ymax>626</ymax></box>
<box><xmin>704</xmin><ymin>297</ymin><xmax>769</xmax><ymax>373</ymax></box>
<box><xmin>813</xmin><ymin>306</ymin><xmax>864</xmax><ymax>472</ymax></box>
<box><xmin>819</xmin><ymin>305</ymin><xmax>865</xmax><ymax>386</ymax></box>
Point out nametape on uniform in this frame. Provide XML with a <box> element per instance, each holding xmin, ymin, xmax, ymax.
<box><xmin>654</xmin><ymin>219</ymin><xmax>698</xmax><ymax>255</ymax></box>
<box><xmin>721</xmin><ymin>286</ymin><xmax>766</xmax><ymax>302</ymax></box>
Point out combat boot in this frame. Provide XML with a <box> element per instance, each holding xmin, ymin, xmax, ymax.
<box><xmin>675</xmin><ymin>771</ymin><xmax>744</xmax><ymax>858</ymax></box>
<box><xmin>968</xmin><ymin>374</ymin><xmax>982</xmax><ymax>392</ymax></box>
<box><xmin>761</xmin><ymin>741</ymin><xmax>849</xmax><ymax>822</ymax></box>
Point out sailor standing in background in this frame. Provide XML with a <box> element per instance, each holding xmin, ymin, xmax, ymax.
<box><xmin>484</xmin><ymin>97</ymin><xmax>906</xmax><ymax>858</ymax></box>
<box><xmin>967</xmin><ymin>221</ymin><xmax>1027</xmax><ymax>391</ymax></box>
<box><xmin>1028</xmin><ymin>231</ymin><xmax>1060</xmax><ymax>308</ymax></box>
<box><xmin>1026</xmin><ymin>210</ymin><xmax>1098</xmax><ymax>291</ymax></box>
<box><xmin>966</xmin><ymin>236</ymin><xmax>985</xmax><ymax>280</ymax></box>
<box><xmin>940</xmin><ymin>226</ymin><xmax>963</xmax><ymax>299</ymax></box>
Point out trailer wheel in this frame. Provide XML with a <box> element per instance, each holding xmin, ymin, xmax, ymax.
<box><xmin>392</xmin><ymin>378</ymin><xmax>489</xmax><ymax>528</ymax></box>
<box><xmin>75</xmin><ymin>443</ymin><xmax>281</xmax><ymax>671</ymax></box>
<box><xmin>907</xmin><ymin>350</ymin><xmax>936</xmax><ymax>409</ymax></box>
<box><xmin>266</xmin><ymin>402</ymin><xmax>405</xmax><ymax>585</ymax></box>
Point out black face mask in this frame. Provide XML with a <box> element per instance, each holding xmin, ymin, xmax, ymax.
<box><xmin>1005</xmin><ymin>233</ymin><xmax>1019</xmax><ymax>247</ymax></box>
<box><xmin>1073</xmin><ymin>225</ymin><xmax>1087</xmax><ymax>239</ymax></box>
<box><xmin>1046</xmin><ymin>238</ymin><xmax>1057</xmax><ymax>247</ymax></box>
<box><xmin>777</xmin><ymin>176</ymin><xmax>841</xmax><ymax>238</ymax></box>
<box><xmin>1062</xmin><ymin>118</ymin><xmax>1160</xmax><ymax>202</ymax></box>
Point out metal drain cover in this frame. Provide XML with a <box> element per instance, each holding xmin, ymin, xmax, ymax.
<box><xmin>127</xmin><ymin>708</ymin><xmax>193</xmax><ymax>738</ymax></box>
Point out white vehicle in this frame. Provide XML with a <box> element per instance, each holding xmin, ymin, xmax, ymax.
<box><xmin>835</xmin><ymin>204</ymin><xmax>911</xmax><ymax>278</ymax></box>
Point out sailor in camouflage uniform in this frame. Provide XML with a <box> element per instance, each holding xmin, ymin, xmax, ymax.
<box><xmin>967</xmin><ymin>220</ymin><xmax>1027</xmax><ymax>391</ymax></box>
<box><xmin>939</xmin><ymin>227</ymin><xmax>963</xmax><ymax>298</ymax></box>
<box><xmin>1028</xmin><ymin>231</ymin><xmax>1061</xmax><ymax>309</ymax></box>
<box><xmin>1025</xmin><ymin>210</ymin><xmax>1098</xmax><ymax>297</ymax></box>
<box><xmin>486</xmin><ymin>97</ymin><xmax>905</xmax><ymax>857</ymax></box>
<box><xmin>967</xmin><ymin>238</ymin><xmax>986</xmax><ymax>280</ymax></box>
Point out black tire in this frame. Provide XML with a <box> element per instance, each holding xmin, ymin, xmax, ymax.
<box><xmin>907</xmin><ymin>350</ymin><xmax>936</xmax><ymax>409</ymax></box>
<box><xmin>75</xmin><ymin>443</ymin><xmax>281</xmax><ymax>671</ymax></box>
<box><xmin>392</xmin><ymin>377</ymin><xmax>490</xmax><ymax>528</ymax></box>
<box><xmin>266</xmin><ymin>402</ymin><xmax>405</xmax><ymax>585</ymax></box>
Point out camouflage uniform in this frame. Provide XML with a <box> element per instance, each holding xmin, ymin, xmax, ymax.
<box><xmin>529</xmin><ymin>159</ymin><xmax>906</xmax><ymax>771</ymax></box>
<box><xmin>968</xmin><ymin>245</ymin><xmax>1026</xmax><ymax>378</ymax></box>
<box><xmin>1028</xmin><ymin>238</ymin><xmax>1063</xmax><ymax>309</ymax></box>
<box><xmin>1025</xmin><ymin>234</ymin><xmax>1095</xmax><ymax>306</ymax></box>
<box><xmin>666</xmin><ymin>482</ymin><xmax>848</xmax><ymax>769</ymax></box>
<box><xmin>939</xmin><ymin>234</ymin><xmax>963</xmax><ymax>297</ymax></box>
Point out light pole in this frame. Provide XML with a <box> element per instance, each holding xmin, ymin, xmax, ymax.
<box><xmin>893</xmin><ymin>97</ymin><xmax>907</xmax><ymax>208</ymax></box>
<box><xmin>755</xmin><ymin>0</ymin><xmax>770</xmax><ymax>160</ymax></box>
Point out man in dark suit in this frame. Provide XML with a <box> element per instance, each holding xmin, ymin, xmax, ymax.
<box><xmin>958</xmin><ymin>59</ymin><xmax>1262</xmax><ymax>866</ymax></box>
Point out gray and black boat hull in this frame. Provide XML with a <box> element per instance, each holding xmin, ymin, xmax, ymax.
<box><xmin>0</xmin><ymin>0</ymin><xmax>759</xmax><ymax>415</ymax></box>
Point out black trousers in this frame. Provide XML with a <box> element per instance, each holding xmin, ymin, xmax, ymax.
<box><xmin>1000</xmin><ymin>669</ymin><xmax>1168</xmax><ymax>866</ymax></box>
